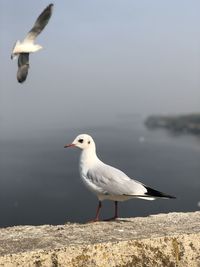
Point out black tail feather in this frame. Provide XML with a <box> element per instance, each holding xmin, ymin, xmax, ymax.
<box><xmin>145</xmin><ymin>186</ymin><xmax>176</xmax><ymax>199</ymax></box>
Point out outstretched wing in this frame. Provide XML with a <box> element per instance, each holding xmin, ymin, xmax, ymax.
<box><xmin>17</xmin><ymin>53</ymin><xmax>29</xmax><ymax>83</ymax></box>
<box><xmin>24</xmin><ymin>4</ymin><xmax>53</xmax><ymax>42</ymax></box>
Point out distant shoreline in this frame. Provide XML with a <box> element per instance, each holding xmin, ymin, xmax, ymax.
<box><xmin>145</xmin><ymin>113</ymin><xmax>200</xmax><ymax>135</ymax></box>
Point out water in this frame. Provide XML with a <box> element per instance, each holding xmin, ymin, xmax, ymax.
<box><xmin>0</xmin><ymin>117</ymin><xmax>200</xmax><ymax>227</ymax></box>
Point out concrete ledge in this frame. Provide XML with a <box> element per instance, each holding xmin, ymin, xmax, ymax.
<box><xmin>0</xmin><ymin>212</ymin><xmax>200</xmax><ymax>267</ymax></box>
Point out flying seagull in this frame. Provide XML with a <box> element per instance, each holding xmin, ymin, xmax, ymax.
<box><xmin>64</xmin><ymin>134</ymin><xmax>175</xmax><ymax>222</ymax></box>
<box><xmin>11</xmin><ymin>3</ymin><xmax>54</xmax><ymax>83</ymax></box>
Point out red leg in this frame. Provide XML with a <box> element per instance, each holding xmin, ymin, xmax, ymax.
<box><xmin>104</xmin><ymin>201</ymin><xmax>118</xmax><ymax>221</ymax></box>
<box><xmin>88</xmin><ymin>201</ymin><xmax>102</xmax><ymax>223</ymax></box>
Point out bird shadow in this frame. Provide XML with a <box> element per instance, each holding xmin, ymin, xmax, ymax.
<box><xmin>83</xmin><ymin>218</ymin><xmax>135</xmax><ymax>224</ymax></box>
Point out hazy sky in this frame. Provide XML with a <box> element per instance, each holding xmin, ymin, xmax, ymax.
<box><xmin>1</xmin><ymin>0</ymin><xmax>200</xmax><ymax>136</ymax></box>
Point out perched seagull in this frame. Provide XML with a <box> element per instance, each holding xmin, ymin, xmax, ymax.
<box><xmin>64</xmin><ymin>134</ymin><xmax>176</xmax><ymax>222</ymax></box>
<box><xmin>11</xmin><ymin>4</ymin><xmax>54</xmax><ymax>83</ymax></box>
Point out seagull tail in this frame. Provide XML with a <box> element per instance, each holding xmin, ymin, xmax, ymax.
<box><xmin>144</xmin><ymin>186</ymin><xmax>176</xmax><ymax>199</ymax></box>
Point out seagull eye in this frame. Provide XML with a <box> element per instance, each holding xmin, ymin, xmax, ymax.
<box><xmin>78</xmin><ymin>139</ymin><xmax>84</xmax><ymax>143</ymax></box>
<box><xmin>88</xmin><ymin>141</ymin><xmax>90</xmax><ymax>144</ymax></box>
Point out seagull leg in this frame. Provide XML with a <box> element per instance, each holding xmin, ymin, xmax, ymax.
<box><xmin>104</xmin><ymin>201</ymin><xmax>118</xmax><ymax>221</ymax></box>
<box><xmin>114</xmin><ymin>201</ymin><xmax>118</xmax><ymax>219</ymax></box>
<box><xmin>88</xmin><ymin>201</ymin><xmax>102</xmax><ymax>223</ymax></box>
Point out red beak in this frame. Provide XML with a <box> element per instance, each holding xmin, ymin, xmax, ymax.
<box><xmin>64</xmin><ymin>143</ymin><xmax>75</xmax><ymax>148</ymax></box>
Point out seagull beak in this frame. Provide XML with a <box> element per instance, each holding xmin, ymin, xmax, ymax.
<box><xmin>11</xmin><ymin>54</ymin><xmax>17</xmax><ymax>60</ymax></box>
<box><xmin>64</xmin><ymin>143</ymin><xmax>76</xmax><ymax>148</ymax></box>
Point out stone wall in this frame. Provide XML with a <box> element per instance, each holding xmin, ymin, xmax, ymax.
<box><xmin>0</xmin><ymin>212</ymin><xmax>199</xmax><ymax>267</ymax></box>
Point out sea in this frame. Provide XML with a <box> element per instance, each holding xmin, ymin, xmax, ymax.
<box><xmin>0</xmin><ymin>116</ymin><xmax>199</xmax><ymax>227</ymax></box>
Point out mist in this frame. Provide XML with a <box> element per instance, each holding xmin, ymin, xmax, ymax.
<box><xmin>1</xmin><ymin>1</ymin><xmax>200</xmax><ymax>227</ymax></box>
<box><xmin>1</xmin><ymin>0</ymin><xmax>200</xmax><ymax>137</ymax></box>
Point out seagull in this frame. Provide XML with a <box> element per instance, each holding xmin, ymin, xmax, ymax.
<box><xmin>64</xmin><ymin>134</ymin><xmax>176</xmax><ymax>222</ymax></box>
<box><xmin>11</xmin><ymin>3</ymin><xmax>54</xmax><ymax>83</ymax></box>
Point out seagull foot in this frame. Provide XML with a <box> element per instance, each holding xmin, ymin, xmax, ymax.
<box><xmin>86</xmin><ymin>218</ymin><xmax>100</xmax><ymax>223</ymax></box>
<box><xmin>103</xmin><ymin>216</ymin><xmax>118</xmax><ymax>221</ymax></box>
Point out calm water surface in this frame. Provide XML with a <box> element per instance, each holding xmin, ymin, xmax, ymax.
<box><xmin>0</xmin><ymin>117</ymin><xmax>200</xmax><ymax>227</ymax></box>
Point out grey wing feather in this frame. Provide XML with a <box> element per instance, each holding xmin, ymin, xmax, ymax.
<box><xmin>87</xmin><ymin>164</ymin><xmax>146</xmax><ymax>196</ymax></box>
<box><xmin>17</xmin><ymin>53</ymin><xmax>29</xmax><ymax>83</ymax></box>
<box><xmin>24</xmin><ymin>4</ymin><xmax>53</xmax><ymax>42</ymax></box>
<box><xmin>18</xmin><ymin>53</ymin><xmax>29</xmax><ymax>67</ymax></box>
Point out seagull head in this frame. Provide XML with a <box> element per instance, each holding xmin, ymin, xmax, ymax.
<box><xmin>11</xmin><ymin>53</ymin><xmax>17</xmax><ymax>60</ymax></box>
<box><xmin>64</xmin><ymin>134</ymin><xmax>96</xmax><ymax>150</ymax></box>
<box><xmin>11</xmin><ymin>40</ymin><xmax>21</xmax><ymax>60</ymax></box>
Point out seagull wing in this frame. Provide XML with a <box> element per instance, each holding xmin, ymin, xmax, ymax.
<box><xmin>87</xmin><ymin>163</ymin><xmax>176</xmax><ymax>199</ymax></box>
<box><xmin>87</xmin><ymin>163</ymin><xmax>147</xmax><ymax>196</ymax></box>
<box><xmin>17</xmin><ymin>53</ymin><xmax>29</xmax><ymax>83</ymax></box>
<box><xmin>24</xmin><ymin>4</ymin><xmax>53</xmax><ymax>42</ymax></box>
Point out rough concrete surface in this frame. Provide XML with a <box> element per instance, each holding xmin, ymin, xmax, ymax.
<box><xmin>0</xmin><ymin>212</ymin><xmax>199</xmax><ymax>267</ymax></box>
